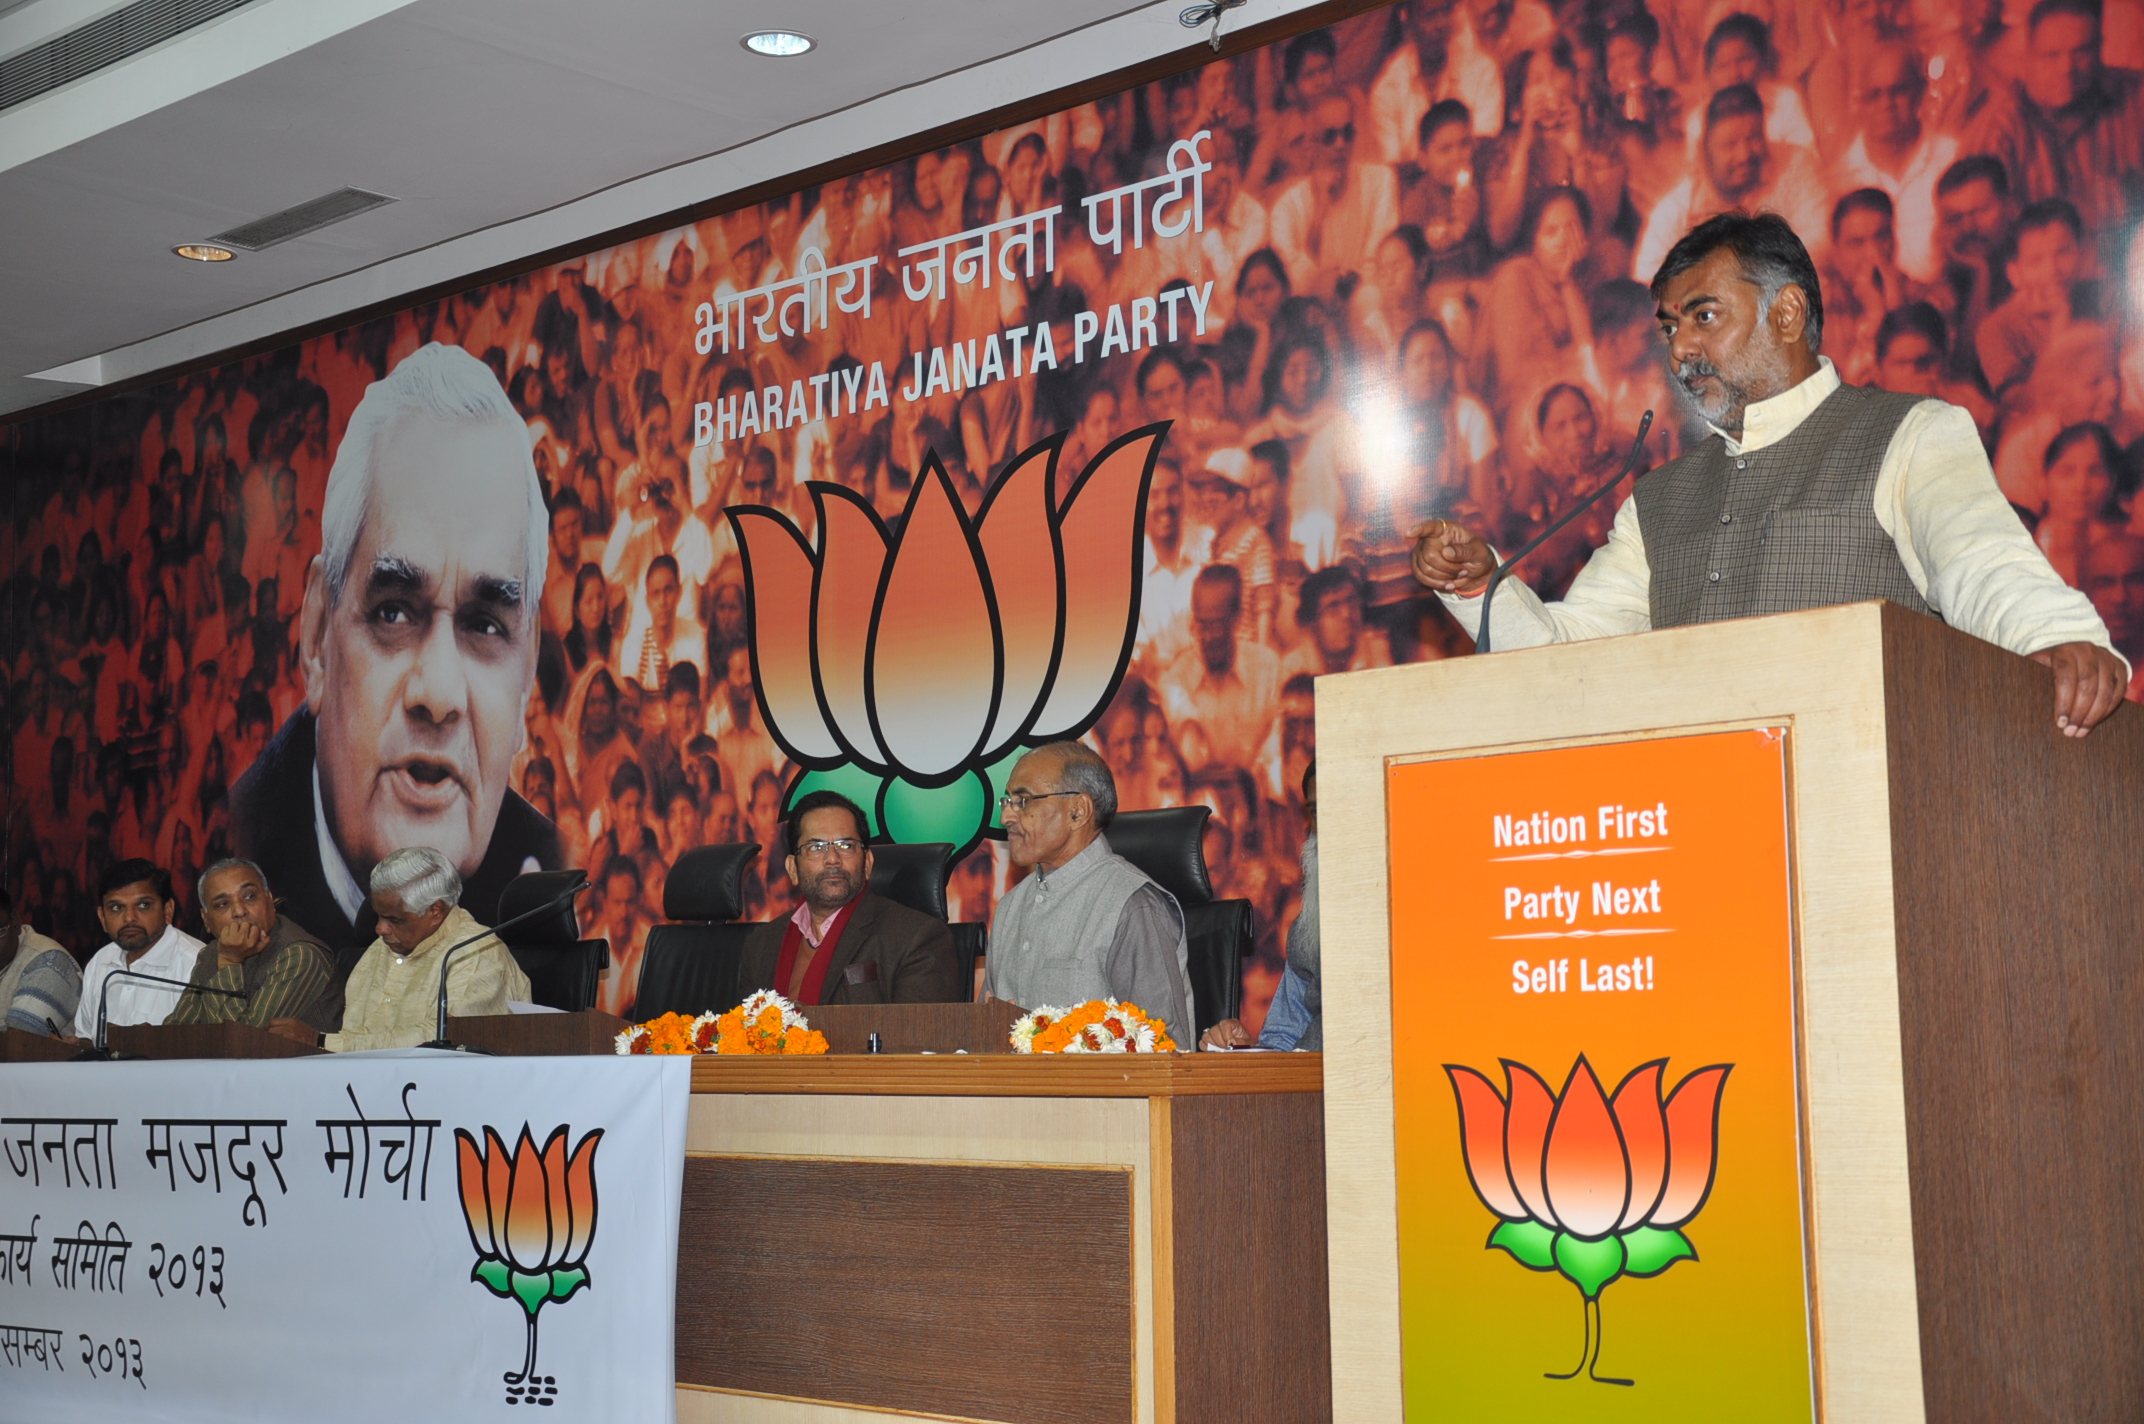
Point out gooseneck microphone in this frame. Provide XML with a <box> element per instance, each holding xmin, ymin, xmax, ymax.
<box><xmin>75</xmin><ymin>968</ymin><xmax>250</xmax><ymax>1060</ymax></box>
<box><xmin>418</xmin><ymin>874</ymin><xmax>590</xmax><ymax>1054</ymax></box>
<box><xmin>1473</xmin><ymin>411</ymin><xmax>1653</xmax><ymax>655</ymax></box>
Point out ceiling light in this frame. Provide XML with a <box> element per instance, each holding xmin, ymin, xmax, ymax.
<box><xmin>741</xmin><ymin>30</ymin><xmax>814</xmax><ymax>56</ymax></box>
<box><xmin>172</xmin><ymin>243</ymin><xmax>235</xmax><ymax>262</ymax></box>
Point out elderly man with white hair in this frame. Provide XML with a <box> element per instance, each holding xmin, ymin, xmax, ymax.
<box><xmin>230</xmin><ymin>342</ymin><xmax>563</xmax><ymax>948</ymax></box>
<box><xmin>320</xmin><ymin>846</ymin><xmax>530</xmax><ymax>1053</ymax></box>
<box><xmin>983</xmin><ymin>741</ymin><xmax>1194</xmax><ymax>1040</ymax></box>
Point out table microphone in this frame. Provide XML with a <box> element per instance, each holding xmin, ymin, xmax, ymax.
<box><xmin>1473</xmin><ymin>410</ymin><xmax>1652</xmax><ymax>655</ymax></box>
<box><xmin>419</xmin><ymin>874</ymin><xmax>591</xmax><ymax>1054</ymax></box>
<box><xmin>75</xmin><ymin>969</ymin><xmax>249</xmax><ymax>1060</ymax></box>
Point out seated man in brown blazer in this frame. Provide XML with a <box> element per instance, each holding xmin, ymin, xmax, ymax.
<box><xmin>738</xmin><ymin>790</ymin><xmax>960</xmax><ymax>1004</ymax></box>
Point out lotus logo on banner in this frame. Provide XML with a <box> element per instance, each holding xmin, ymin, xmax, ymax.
<box><xmin>728</xmin><ymin>425</ymin><xmax>1167</xmax><ymax>856</ymax></box>
<box><xmin>456</xmin><ymin>1125</ymin><xmax>604</xmax><ymax>1405</ymax></box>
<box><xmin>1445</xmin><ymin>1055</ymin><xmax>1732</xmax><ymax>1387</ymax></box>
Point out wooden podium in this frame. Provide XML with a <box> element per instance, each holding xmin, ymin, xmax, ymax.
<box><xmin>1316</xmin><ymin>603</ymin><xmax>2144</xmax><ymax>1423</ymax></box>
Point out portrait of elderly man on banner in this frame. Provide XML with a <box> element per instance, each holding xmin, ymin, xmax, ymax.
<box><xmin>229</xmin><ymin>345</ymin><xmax>563</xmax><ymax>949</ymax></box>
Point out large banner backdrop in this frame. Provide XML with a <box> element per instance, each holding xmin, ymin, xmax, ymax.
<box><xmin>7</xmin><ymin>0</ymin><xmax>2144</xmax><ymax>1028</ymax></box>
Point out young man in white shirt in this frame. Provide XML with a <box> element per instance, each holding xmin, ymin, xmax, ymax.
<box><xmin>73</xmin><ymin>859</ymin><xmax>205</xmax><ymax>1041</ymax></box>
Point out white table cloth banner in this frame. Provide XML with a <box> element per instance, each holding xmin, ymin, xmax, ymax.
<box><xmin>0</xmin><ymin>1051</ymin><xmax>691</xmax><ymax>1423</ymax></box>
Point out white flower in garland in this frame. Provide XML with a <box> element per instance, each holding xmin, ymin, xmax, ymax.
<box><xmin>737</xmin><ymin>989</ymin><xmax>807</xmax><ymax>1029</ymax></box>
<box><xmin>1010</xmin><ymin>1006</ymin><xmax>1067</xmax><ymax>1054</ymax></box>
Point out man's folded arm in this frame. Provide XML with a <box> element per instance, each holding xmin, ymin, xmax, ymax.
<box><xmin>242</xmin><ymin>944</ymin><xmax>335</xmax><ymax>1028</ymax></box>
<box><xmin>161</xmin><ymin>948</ymin><xmax>228</xmax><ymax>1026</ymax></box>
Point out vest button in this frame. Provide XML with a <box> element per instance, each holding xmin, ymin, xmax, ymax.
<box><xmin>1719</xmin><ymin>513</ymin><xmax>1732</xmax><ymax>524</ymax></box>
<box><xmin>1736</xmin><ymin>459</ymin><xmax>1747</xmax><ymax>470</ymax></box>
<box><xmin>1708</xmin><ymin>570</ymin><xmax>1721</xmax><ymax>582</ymax></box>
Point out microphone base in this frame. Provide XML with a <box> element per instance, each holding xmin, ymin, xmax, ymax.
<box><xmin>71</xmin><ymin>1046</ymin><xmax>143</xmax><ymax>1061</ymax></box>
<box><xmin>416</xmin><ymin>1040</ymin><xmax>498</xmax><ymax>1055</ymax></box>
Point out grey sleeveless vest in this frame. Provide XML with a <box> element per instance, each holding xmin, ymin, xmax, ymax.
<box><xmin>1633</xmin><ymin>381</ymin><xmax>1933</xmax><ymax>628</ymax></box>
<box><xmin>986</xmin><ymin>834</ymin><xmax>1191</xmax><ymax>1026</ymax></box>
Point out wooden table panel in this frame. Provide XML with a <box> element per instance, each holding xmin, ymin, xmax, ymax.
<box><xmin>107</xmin><ymin>1021</ymin><xmax>323</xmax><ymax>1058</ymax></box>
<box><xmin>1167</xmin><ymin>1093</ymin><xmax>1333</xmax><ymax>1423</ymax></box>
<box><xmin>689</xmin><ymin>1051</ymin><xmax>1322</xmax><ymax>1097</ymax></box>
<box><xmin>448</xmin><ymin>1010</ymin><xmax>628</xmax><ymax>1056</ymax></box>
<box><xmin>677</xmin><ymin>1156</ymin><xmax>1134</xmax><ymax>1424</ymax></box>
<box><xmin>0</xmin><ymin>1031</ymin><xmax>80</xmax><ymax>1063</ymax></box>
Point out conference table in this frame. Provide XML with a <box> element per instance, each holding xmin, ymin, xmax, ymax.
<box><xmin>2</xmin><ymin>1008</ymin><xmax>1332</xmax><ymax>1424</ymax></box>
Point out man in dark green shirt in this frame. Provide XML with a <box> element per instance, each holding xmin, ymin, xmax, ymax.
<box><xmin>167</xmin><ymin>859</ymin><xmax>340</xmax><ymax>1038</ymax></box>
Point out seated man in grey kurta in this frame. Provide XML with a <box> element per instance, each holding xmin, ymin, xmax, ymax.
<box><xmin>983</xmin><ymin>742</ymin><xmax>1195</xmax><ymax>1040</ymax></box>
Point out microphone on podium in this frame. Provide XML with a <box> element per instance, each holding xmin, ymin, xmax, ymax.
<box><xmin>418</xmin><ymin>874</ymin><xmax>591</xmax><ymax>1054</ymax></box>
<box><xmin>1473</xmin><ymin>410</ymin><xmax>1653</xmax><ymax>656</ymax></box>
<box><xmin>75</xmin><ymin>969</ymin><xmax>250</xmax><ymax>1060</ymax></box>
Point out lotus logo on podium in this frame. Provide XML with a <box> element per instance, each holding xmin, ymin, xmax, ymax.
<box><xmin>1446</xmin><ymin>1055</ymin><xmax>1731</xmax><ymax>1386</ymax></box>
<box><xmin>455</xmin><ymin>1125</ymin><xmax>605</xmax><ymax>1405</ymax></box>
<box><xmin>727</xmin><ymin>427</ymin><xmax>1165</xmax><ymax>857</ymax></box>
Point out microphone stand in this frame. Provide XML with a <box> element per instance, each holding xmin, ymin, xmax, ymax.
<box><xmin>75</xmin><ymin>968</ymin><xmax>250</xmax><ymax>1060</ymax></box>
<box><xmin>1475</xmin><ymin>410</ymin><xmax>1653</xmax><ymax>655</ymax></box>
<box><xmin>417</xmin><ymin>876</ymin><xmax>590</xmax><ymax>1054</ymax></box>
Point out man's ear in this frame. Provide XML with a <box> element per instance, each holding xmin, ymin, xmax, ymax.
<box><xmin>1771</xmin><ymin>283</ymin><xmax>1811</xmax><ymax>344</ymax></box>
<box><xmin>298</xmin><ymin>554</ymin><xmax>330</xmax><ymax>712</ymax></box>
<box><xmin>785</xmin><ymin>854</ymin><xmax>801</xmax><ymax>888</ymax></box>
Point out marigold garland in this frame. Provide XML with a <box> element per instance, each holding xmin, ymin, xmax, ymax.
<box><xmin>614</xmin><ymin>992</ymin><xmax>827</xmax><ymax>1056</ymax></box>
<box><xmin>1011</xmin><ymin>999</ymin><xmax>1177</xmax><ymax>1053</ymax></box>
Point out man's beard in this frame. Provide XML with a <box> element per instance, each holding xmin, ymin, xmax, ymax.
<box><xmin>804</xmin><ymin>866</ymin><xmax>859</xmax><ymax>911</ymax></box>
<box><xmin>1674</xmin><ymin>342</ymin><xmax>1794</xmax><ymax>435</ymax></box>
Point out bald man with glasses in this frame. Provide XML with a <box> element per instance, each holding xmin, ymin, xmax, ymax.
<box><xmin>736</xmin><ymin>790</ymin><xmax>960</xmax><ymax>1005</ymax></box>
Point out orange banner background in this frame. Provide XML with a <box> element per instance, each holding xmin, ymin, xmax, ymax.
<box><xmin>1386</xmin><ymin>726</ymin><xmax>1814</xmax><ymax>1420</ymax></box>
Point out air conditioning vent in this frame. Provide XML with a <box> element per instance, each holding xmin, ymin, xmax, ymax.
<box><xmin>210</xmin><ymin>187</ymin><xmax>397</xmax><ymax>250</ymax></box>
<box><xmin>0</xmin><ymin>0</ymin><xmax>258</xmax><ymax>113</ymax></box>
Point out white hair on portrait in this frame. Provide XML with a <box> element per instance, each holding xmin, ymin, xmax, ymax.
<box><xmin>369</xmin><ymin>845</ymin><xmax>462</xmax><ymax>912</ymax></box>
<box><xmin>319</xmin><ymin>341</ymin><xmax>547</xmax><ymax>617</ymax></box>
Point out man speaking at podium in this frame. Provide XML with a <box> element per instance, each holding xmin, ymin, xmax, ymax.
<box><xmin>1412</xmin><ymin>212</ymin><xmax>2128</xmax><ymax>736</ymax></box>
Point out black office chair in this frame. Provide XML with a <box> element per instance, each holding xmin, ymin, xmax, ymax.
<box><xmin>870</xmin><ymin>842</ymin><xmax>952</xmax><ymax>917</ymax></box>
<box><xmin>869</xmin><ymin>841</ymin><xmax>987</xmax><ymax>1000</ymax></box>
<box><xmin>632</xmin><ymin>844</ymin><xmax>762</xmax><ymax>1020</ymax></box>
<box><xmin>1108</xmin><ymin>806</ymin><xmax>1249</xmax><ymax>1040</ymax></box>
<box><xmin>494</xmin><ymin>870</ymin><xmax>609</xmax><ymax>1013</ymax></box>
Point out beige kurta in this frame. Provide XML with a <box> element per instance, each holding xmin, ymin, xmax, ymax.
<box><xmin>324</xmin><ymin>906</ymin><xmax>530</xmax><ymax>1053</ymax></box>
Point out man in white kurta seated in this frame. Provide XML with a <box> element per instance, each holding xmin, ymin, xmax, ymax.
<box><xmin>321</xmin><ymin>845</ymin><xmax>530</xmax><ymax>1052</ymax></box>
<box><xmin>74</xmin><ymin>859</ymin><xmax>204</xmax><ymax>1039</ymax></box>
<box><xmin>982</xmin><ymin>742</ymin><xmax>1194</xmax><ymax>1040</ymax></box>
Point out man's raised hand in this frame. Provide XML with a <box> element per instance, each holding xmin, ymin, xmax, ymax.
<box><xmin>1409</xmin><ymin>519</ymin><xmax>1497</xmax><ymax>595</ymax></box>
<box><xmin>214</xmin><ymin>919</ymin><xmax>271</xmax><ymax>967</ymax></box>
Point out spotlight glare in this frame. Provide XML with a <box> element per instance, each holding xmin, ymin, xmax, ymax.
<box><xmin>172</xmin><ymin>244</ymin><xmax>236</xmax><ymax>262</ymax></box>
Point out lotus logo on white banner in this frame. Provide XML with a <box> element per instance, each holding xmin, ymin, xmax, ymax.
<box><xmin>455</xmin><ymin>1125</ymin><xmax>604</xmax><ymax>1406</ymax></box>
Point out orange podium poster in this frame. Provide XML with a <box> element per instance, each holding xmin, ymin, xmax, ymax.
<box><xmin>1387</xmin><ymin>727</ymin><xmax>1814</xmax><ymax>1421</ymax></box>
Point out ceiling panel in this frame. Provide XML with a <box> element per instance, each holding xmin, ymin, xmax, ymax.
<box><xmin>0</xmin><ymin>0</ymin><xmax>1187</xmax><ymax>415</ymax></box>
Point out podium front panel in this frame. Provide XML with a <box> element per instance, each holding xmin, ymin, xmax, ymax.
<box><xmin>1317</xmin><ymin>605</ymin><xmax>1925</xmax><ymax>1424</ymax></box>
<box><xmin>1385</xmin><ymin>727</ymin><xmax>1813</xmax><ymax>1421</ymax></box>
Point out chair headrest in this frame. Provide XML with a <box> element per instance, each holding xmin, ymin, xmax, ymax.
<box><xmin>868</xmin><ymin>842</ymin><xmax>953</xmax><ymax>921</ymax></box>
<box><xmin>1107</xmin><ymin>807</ymin><xmax>1214</xmax><ymax>905</ymax></box>
<box><xmin>662</xmin><ymin>844</ymin><xmax>762</xmax><ymax>922</ymax></box>
<box><xmin>495</xmin><ymin>870</ymin><xmax>586</xmax><ymax>946</ymax></box>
